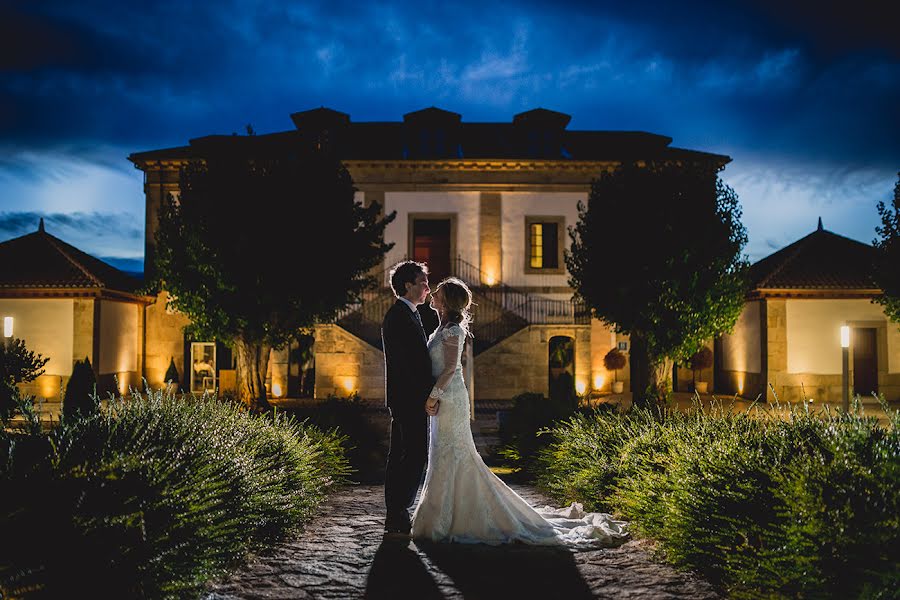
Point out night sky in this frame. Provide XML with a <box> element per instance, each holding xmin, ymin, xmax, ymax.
<box><xmin>2</xmin><ymin>0</ymin><xmax>898</xmax><ymax>272</ymax></box>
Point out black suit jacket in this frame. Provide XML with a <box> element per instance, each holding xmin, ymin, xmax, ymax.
<box><xmin>382</xmin><ymin>300</ymin><xmax>435</xmax><ymax>416</ymax></box>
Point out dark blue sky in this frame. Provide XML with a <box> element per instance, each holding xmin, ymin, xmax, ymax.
<box><xmin>2</xmin><ymin>0</ymin><xmax>898</xmax><ymax>269</ymax></box>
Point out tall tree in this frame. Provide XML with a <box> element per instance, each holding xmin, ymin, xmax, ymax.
<box><xmin>150</xmin><ymin>138</ymin><xmax>395</xmax><ymax>410</ymax></box>
<box><xmin>873</xmin><ymin>172</ymin><xmax>900</xmax><ymax>323</ymax></box>
<box><xmin>566</xmin><ymin>161</ymin><xmax>749</xmax><ymax>408</ymax></box>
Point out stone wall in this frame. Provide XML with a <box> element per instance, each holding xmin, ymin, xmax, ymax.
<box><xmin>474</xmin><ymin>324</ymin><xmax>591</xmax><ymax>400</ymax></box>
<box><xmin>314</xmin><ymin>325</ymin><xmax>385</xmax><ymax>400</ymax></box>
<box><xmin>143</xmin><ymin>292</ymin><xmax>191</xmax><ymax>390</ymax></box>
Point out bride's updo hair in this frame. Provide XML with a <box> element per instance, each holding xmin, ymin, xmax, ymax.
<box><xmin>434</xmin><ymin>277</ymin><xmax>473</xmax><ymax>332</ymax></box>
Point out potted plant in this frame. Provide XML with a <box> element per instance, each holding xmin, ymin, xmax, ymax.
<box><xmin>549</xmin><ymin>339</ymin><xmax>572</xmax><ymax>378</ymax></box>
<box><xmin>603</xmin><ymin>348</ymin><xmax>627</xmax><ymax>393</ymax></box>
<box><xmin>689</xmin><ymin>346</ymin><xmax>713</xmax><ymax>394</ymax></box>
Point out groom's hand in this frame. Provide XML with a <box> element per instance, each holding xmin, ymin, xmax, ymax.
<box><xmin>425</xmin><ymin>397</ymin><xmax>439</xmax><ymax>416</ymax></box>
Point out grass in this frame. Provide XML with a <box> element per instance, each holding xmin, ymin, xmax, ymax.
<box><xmin>0</xmin><ymin>387</ymin><xmax>350</xmax><ymax>599</ymax></box>
<box><xmin>535</xmin><ymin>396</ymin><xmax>900</xmax><ymax>599</ymax></box>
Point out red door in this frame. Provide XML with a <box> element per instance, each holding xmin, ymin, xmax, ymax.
<box><xmin>412</xmin><ymin>219</ymin><xmax>451</xmax><ymax>283</ymax></box>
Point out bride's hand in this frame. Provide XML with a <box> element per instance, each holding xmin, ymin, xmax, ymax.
<box><xmin>425</xmin><ymin>397</ymin><xmax>439</xmax><ymax>416</ymax></box>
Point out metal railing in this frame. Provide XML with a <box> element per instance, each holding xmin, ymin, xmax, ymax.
<box><xmin>333</xmin><ymin>255</ymin><xmax>591</xmax><ymax>354</ymax></box>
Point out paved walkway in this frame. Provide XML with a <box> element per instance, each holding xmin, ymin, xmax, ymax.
<box><xmin>206</xmin><ymin>484</ymin><xmax>720</xmax><ymax>600</ymax></box>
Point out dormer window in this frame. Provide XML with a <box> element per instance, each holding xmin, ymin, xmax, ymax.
<box><xmin>403</xmin><ymin>107</ymin><xmax>461</xmax><ymax>159</ymax></box>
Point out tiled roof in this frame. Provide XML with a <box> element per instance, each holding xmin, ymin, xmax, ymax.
<box><xmin>129</xmin><ymin>106</ymin><xmax>731</xmax><ymax>165</ymax></box>
<box><xmin>0</xmin><ymin>220</ymin><xmax>142</xmax><ymax>294</ymax></box>
<box><xmin>750</xmin><ymin>221</ymin><xmax>877</xmax><ymax>290</ymax></box>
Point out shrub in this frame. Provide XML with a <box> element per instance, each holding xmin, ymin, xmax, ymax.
<box><xmin>62</xmin><ymin>357</ymin><xmax>98</xmax><ymax>422</ymax></box>
<box><xmin>289</xmin><ymin>393</ymin><xmax>387</xmax><ymax>482</ymax></box>
<box><xmin>0</xmin><ymin>388</ymin><xmax>350</xmax><ymax>599</ymax></box>
<box><xmin>0</xmin><ymin>338</ymin><xmax>48</xmax><ymax>421</ymax></box>
<box><xmin>534</xmin><ymin>399</ymin><xmax>900</xmax><ymax>598</ymax></box>
<box><xmin>602</xmin><ymin>348</ymin><xmax>626</xmax><ymax>382</ymax></box>
<box><xmin>499</xmin><ymin>391</ymin><xmax>579</xmax><ymax>474</ymax></box>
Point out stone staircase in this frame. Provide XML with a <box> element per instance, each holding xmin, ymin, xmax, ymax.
<box><xmin>335</xmin><ymin>257</ymin><xmax>589</xmax><ymax>355</ymax></box>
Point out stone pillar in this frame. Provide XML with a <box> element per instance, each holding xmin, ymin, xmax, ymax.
<box><xmin>764</xmin><ymin>299</ymin><xmax>787</xmax><ymax>401</ymax></box>
<box><xmin>479</xmin><ymin>192</ymin><xmax>502</xmax><ymax>284</ymax></box>
<box><xmin>143</xmin><ymin>166</ymin><xmax>180</xmax><ymax>282</ymax></box>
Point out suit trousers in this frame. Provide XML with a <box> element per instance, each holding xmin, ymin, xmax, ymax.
<box><xmin>384</xmin><ymin>408</ymin><xmax>428</xmax><ymax>527</ymax></box>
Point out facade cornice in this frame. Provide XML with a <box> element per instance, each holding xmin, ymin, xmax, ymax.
<box><xmin>0</xmin><ymin>287</ymin><xmax>154</xmax><ymax>304</ymax></box>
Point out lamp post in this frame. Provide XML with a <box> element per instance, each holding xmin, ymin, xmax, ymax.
<box><xmin>840</xmin><ymin>325</ymin><xmax>850</xmax><ymax>411</ymax></box>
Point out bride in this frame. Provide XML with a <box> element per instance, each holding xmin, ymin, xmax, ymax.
<box><xmin>410</xmin><ymin>277</ymin><xmax>629</xmax><ymax>547</ymax></box>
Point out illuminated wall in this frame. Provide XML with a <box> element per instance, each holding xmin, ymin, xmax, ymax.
<box><xmin>383</xmin><ymin>191</ymin><xmax>481</xmax><ymax>270</ymax></box>
<box><xmin>144</xmin><ymin>291</ymin><xmax>191</xmax><ymax>389</ymax></box>
<box><xmin>500</xmin><ymin>192</ymin><xmax>583</xmax><ymax>288</ymax></box>
<box><xmin>721</xmin><ymin>301</ymin><xmax>761</xmax><ymax>374</ymax></box>
<box><xmin>98</xmin><ymin>300</ymin><xmax>139</xmax><ymax>375</ymax></box>
<box><xmin>0</xmin><ymin>298</ymin><xmax>74</xmax><ymax>375</ymax></box>
<box><xmin>786</xmin><ymin>299</ymin><xmax>895</xmax><ymax>374</ymax></box>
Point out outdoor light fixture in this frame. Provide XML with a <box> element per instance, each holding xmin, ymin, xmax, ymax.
<box><xmin>272</xmin><ymin>382</ymin><xmax>283</xmax><ymax>398</ymax></box>
<box><xmin>3</xmin><ymin>316</ymin><xmax>12</xmax><ymax>338</ymax></box>
<box><xmin>575</xmin><ymin>380</ymin><xmax>587</xmax><ymax>395</ymax></box>
<box><xmin>593</xmin><ymin>373</ymin><xmax>604</xmax><ymax>390</ymax></box>
<box><xmin>840</xmin><ymin>325</ymin><xmax>850</xmax><ymax>411</ymax></box>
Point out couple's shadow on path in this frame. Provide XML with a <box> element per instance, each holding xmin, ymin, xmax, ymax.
<box><xmin>364</xmin><ymin>536</ymin><xmax>595</xmax><ymax>599</ymax></box>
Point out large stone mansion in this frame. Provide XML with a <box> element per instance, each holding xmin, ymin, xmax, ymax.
<box><xmin>2</xmin><ymin>107</ymin><xmax>896</xmax><ymax>406</ymax></box>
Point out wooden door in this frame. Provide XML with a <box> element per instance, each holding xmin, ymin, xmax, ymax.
<box><xmin>412</xmin><ymin>219</ymin><xmax>451</xmax><ymax>282</ymax></box>
<box><xmin>852</xmin><ymin>327</ymin><xmax>878</xmax><ymax>397</ymax></box>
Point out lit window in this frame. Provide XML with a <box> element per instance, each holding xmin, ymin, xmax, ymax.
<box><xmin>190</xmin><ymin>342</ymin><xmax>216</xmax><ymax>394</ymax></box>
<box><xmin>530</xmin><ymin>223</ymin><xmax>543</xmax><ymax>268</ymax></box>
<box><xmin>528</xmin><ymin>220</ymin><xmax>559</xmax><ymax>270</ymax></box>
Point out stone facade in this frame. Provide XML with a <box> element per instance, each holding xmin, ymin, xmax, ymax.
<box><xmin>314</xmin><ymin>325</ymin><xmax>386</xmax><ymax>400</ymax></box>
<box><xmin>143</xmin><ymin>292</ymin><xmax>191</xmax><ymax>390</ymax></box>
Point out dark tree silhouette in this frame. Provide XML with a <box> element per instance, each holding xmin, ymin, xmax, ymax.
<box><xmin>567</xmin><ymin>161</ymin><xmax>748</xmax><ymax>408</ymax></box>
<box><xmin>62</xmin><ymin>357</ymin><xmax>97</xmax><ymax>421</ymax></box>
<box><xmin>0</xmin><ymin>338</ymin><xmax>48</xmax><ymax>420</ymax></box>
<box><xmin>874</xmin><ymin>172</ymin><xmax>900</xmax><ymax>323</ymax></box>
<box><xmin>150</xmin><ymin>138</ymin><xmax>395</xmax><ymax>410</ymax></box>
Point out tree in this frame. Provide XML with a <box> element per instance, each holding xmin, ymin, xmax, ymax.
<box><xmin>150</xmin><ymin>138</ymin><xmax>395</xmax><ymax>410</ymax></box>
<box><xmin>874</xmin><ymin>172</ymin><xmax>900</xmax><ymax>323</ymax></box>
<box><xmin>0</xmin><ymin>338</ymin><xmax>49</xmax><ymax>421</ymax></box>
<box><xmin>567</xmin><ymin>161</ymin><xmax>748</xmax><ymax>408</ymax></box>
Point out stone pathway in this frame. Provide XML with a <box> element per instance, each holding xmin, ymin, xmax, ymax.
<box><xmin>206</xmin><ymin>484</ymin><xmax>720</xmax><ymax>600</ymax></box>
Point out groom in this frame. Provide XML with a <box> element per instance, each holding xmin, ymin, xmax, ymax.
<box><xmin>382</xmin><ymin>260</ymin><xmax>437</xmax><ymax>536</ymax></box>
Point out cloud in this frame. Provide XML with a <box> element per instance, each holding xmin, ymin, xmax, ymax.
<box><xmin>721</xmin><ymin>158</ymin><xmax>895</xmax><ymax>262</ymax></box>
<box><xmin>0</xmin><ymin>211</ymin><xmax>143</xmax><ymax>260</ymax></box>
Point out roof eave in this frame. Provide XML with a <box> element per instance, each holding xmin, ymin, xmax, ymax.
<box><xmin>748</xmin><ymin>288</ymin><xmax>883</xmax><ymax>300</ymax></box>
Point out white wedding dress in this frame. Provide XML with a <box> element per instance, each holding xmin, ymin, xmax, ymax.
<box><xmin>410</xmin><ymin>323</ymin><xmax>629</xmax><ymax>547</ymax></box>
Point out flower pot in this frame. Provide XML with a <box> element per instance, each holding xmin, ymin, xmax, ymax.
<box><xmin>694</xmin><ymin>381</ymin><xmax>708</xmax><ymax>394</ymax></box>
<box><xmin>612</xmin><ymin>381</ymin><xmax>624</xmax><ymax>394</ymax></box>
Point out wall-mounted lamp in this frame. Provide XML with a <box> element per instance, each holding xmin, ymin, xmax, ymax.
<box><xmin>840</xmin><ymin>325</ymin><xmax>850</xmax><ymax>411</ymax></box>
<box><xmin>3</xmin><ymin>316</ymin><xmax>12</xmax><ymax>338</ymax></box>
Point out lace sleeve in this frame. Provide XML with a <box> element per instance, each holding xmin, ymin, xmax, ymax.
<box><xmin>428</xmin><ymin>325</ymin><xmax>463</xmax><ymax>400</ymax></box>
